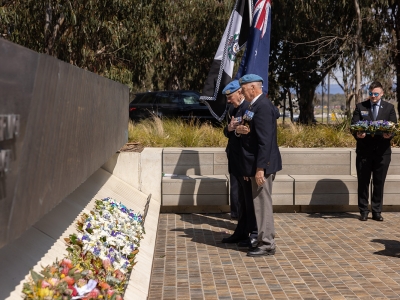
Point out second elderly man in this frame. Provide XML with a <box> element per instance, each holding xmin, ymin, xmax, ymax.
<box><xmin>221</xmin><ymin>80</ymin><xmax>258</xmax><ymax>245</ymax></box>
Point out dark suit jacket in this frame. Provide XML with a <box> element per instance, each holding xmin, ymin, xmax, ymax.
<box><xmin>240</xmin><ymin>94</ymin><xmax>282</xmax><ymax>177</ymax></box>
<box><xmin>351</xmin><ymin>99</ymin><xmax>397</xmax><ymax>156</ymax></box>
<box><xmin>224</xmin><ymin>101</ymin><xmax>249</xmax><ymax>176</ymax></box>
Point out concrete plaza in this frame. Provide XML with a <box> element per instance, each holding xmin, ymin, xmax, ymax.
<box><xmin>149</xmin><ymin>212</ymin><xmax>400</xmax><ymax>300</ymax></box>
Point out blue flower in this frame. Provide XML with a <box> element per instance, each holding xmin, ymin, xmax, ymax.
<box><xmin>93</xmin><ymin>247</ymin><xmax>101</xmax><ymax>256</ymax></box>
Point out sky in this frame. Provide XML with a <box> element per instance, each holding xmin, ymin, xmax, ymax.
<box><xmin>315</xmin><ymin>83</ymin><xmax>344</xmax><ymax>94</ymax></box>
<box><xmin>315</xmin><ymin>70</ymin><xmax>344</xmax><ymax>94</ymax></box>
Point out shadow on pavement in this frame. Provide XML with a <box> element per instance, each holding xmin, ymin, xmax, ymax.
<box><xmin>371</xmin><ymin>239</ymin><xmax>400</xmax><ymax>257</ymax></box>
<box><xmin>306</xmin><ymin>212</ymin><xmax>359</xmax><ymax>219</ymax></box>
<box><xmin>169</xmin><ymin>213</ymin><xmax>247</xmax><ymax>252</ymax></box>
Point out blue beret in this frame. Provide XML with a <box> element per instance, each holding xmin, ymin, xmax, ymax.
<box><xmin>239</xmin><ymin>74</ymin><xmax>263</xmax><ymax>85</ymax></box>
<box><xmin>222</xmin><ymin>80</ymin><xmax>241</xmax><ymax>95</ymax></box>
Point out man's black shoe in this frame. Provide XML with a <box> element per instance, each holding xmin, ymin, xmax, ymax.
<box><xmin>359</xmin><ymin>213</ymin><xmax>368</xmax><ymax>221</ymax></box>
<box><xmin>372</xmin><ymin>213</ymin><xmax>384</xmax><ymax>221</ymax></box>
<box><xmin>238</xmin><ymin>238</ymin><xmax>258</xmax><ymax>249</ymax></box>
<box><xmin>230</xmin><ymin>213</ymin><xmax>238</xmax><ymax>220</ymax></box>
<box><xmin>246</xmin><ymin>247</ymin><xmax>276</xmax><ymax>257</ymax></box>
<box><xmin>221</xmin><ymin>235</ymin><xmax>247</xmax><ymax>243</ymax></box>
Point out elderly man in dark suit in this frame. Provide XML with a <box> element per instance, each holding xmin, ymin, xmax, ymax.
<box><xmin>235</xmin><ymin>74</ymin><xmax>282</xmax><ymax>257</ymax></box>
<box><xmin>351</xmin><ymin>81</ymin><xmax>397</xmax><ymax>221</ymax></box>
<box><xmin>221</xmin><ymin>80</ymin><xmax>258</xmax><ymax>245</ymax></box>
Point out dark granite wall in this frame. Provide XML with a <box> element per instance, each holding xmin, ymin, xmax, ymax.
<box><xmin>0</xmin><ymin>39</ymin><xmax>129</xmax><ymax>248</ymax></box>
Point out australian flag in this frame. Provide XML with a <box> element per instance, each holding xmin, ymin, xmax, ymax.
<box><xmin>235</xmin><ymin>0</ymin><xmax>272</xmax><ymax>95</ymax></box>
<box><xmin>200</xmin><ymin>0</ymin><xmax>250</xmax><ymax>122</ymax></box>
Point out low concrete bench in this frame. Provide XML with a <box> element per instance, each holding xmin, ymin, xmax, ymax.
<box><xmin>162</xmin><ymin>148</ymin><xmax>229</xmax><ymax>209</ymax></box>
<box><xmin>162</xmin><ymin>175</ymin><xmax>228</xmax><ymax>206</ymax></box>
<box><xmin>161</xmin><ymin>147</ymin><xmax>400</xmax><ymax>211</ymax></box>
<box><xmin>280</xmin><ymin>148</ymin><xmax>358</xmax><ymax>206</ymax></box>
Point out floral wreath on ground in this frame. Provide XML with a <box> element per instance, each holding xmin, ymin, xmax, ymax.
<box><xmin>350</xmin><ymin>120</ymin><xmax>399</xmax><ymax>137</ymax></box>
<box><xmin>23</xmin><ymin>197</ymin><xmax>144</xmax><ymax>300</ymax></box>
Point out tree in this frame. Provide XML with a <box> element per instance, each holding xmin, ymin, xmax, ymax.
<box><xmin>270</xmin><ymin>0</ymin><xmax>356</xmax><ymax>124</ymax></box>
<box><xmin>0</xmin><ymin>0</ymin><xmax>234</xmax><ymax>94</ymax></box>
<box><xmin>369</xmin><ymin>1</ymin><xmax>400</xmax><ymax>110</ymax></box>
<box><xmin>151</xmin><ymin>0</ymin><xmax>234</xmax><ymax>91</ymax></box>
<box><xmin>331</xmin><ymin>0</ymin><xmax>397</xmax><ymax>116</ymax></box>
<box><xmin>1</xmin><ymin>0</ymin><xmax>162</xmax><ymax>90</ymax></box>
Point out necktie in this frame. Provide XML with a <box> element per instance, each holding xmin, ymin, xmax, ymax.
<box><xmin>372</xmin><ymin>104</ymin><xmax>378</xmax><ymax>120</ymax></box>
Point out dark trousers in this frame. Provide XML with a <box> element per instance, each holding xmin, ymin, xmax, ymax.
<box><xmin>356</xmin><ymin>153</ymin><xmax>391</xmax><ymax>214</ymax></box>
<box><xmin>230</xmin><ymin>174</ymin><xmax>257</xmax><ymax>239</ymax></box>
<box><xmin>229</xmin><ymin>173</ymin><xmax>240</xmax><ymax>218</ymax></box>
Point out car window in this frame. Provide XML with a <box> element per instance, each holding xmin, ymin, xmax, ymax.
<box><xmin>137</xmin><ymin>93</ymin><xmax>156</xmax><ymax>104</ymax></box>
<box><xmin>181</xmin><ymin>92</ymin><xmax>200</xmax><ymax>105</ymax></box>
<box><xmin>157</xmin><ymin>93</ymin><xmax>180</xmax><ymax>104</ymax></box>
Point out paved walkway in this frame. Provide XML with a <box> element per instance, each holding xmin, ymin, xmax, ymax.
<box><xmin>148</xmin><ymin>212</ymin><xmax>400</xmax><ymax>300</ymax></box>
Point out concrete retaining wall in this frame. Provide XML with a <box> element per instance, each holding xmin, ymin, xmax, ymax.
<box><xmin>0</xmin><ymin>149</ymin><xmax>162</xmax><ymax>300</ymax></box>
<box><xmin>161</xmin><ymin>147</ymin><xmax>400</xmax><ymax>210</ymax></box>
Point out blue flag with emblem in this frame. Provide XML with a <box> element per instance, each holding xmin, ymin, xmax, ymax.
<box><xmin>235</xmin><ymin>0</ymin><xmax>271</xmax><ymax>95</ymax></box>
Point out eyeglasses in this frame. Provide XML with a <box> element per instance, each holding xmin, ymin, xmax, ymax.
<box><xmin>369</xmin><ymin>92</ymin><xmax>380</xmax><ymax>97</ymax></box>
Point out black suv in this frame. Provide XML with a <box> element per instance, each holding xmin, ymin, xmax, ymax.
<box><xmin>129</xmin><ymin>90</ymin><xmax>214</xmax><ymax>122</ymax></box>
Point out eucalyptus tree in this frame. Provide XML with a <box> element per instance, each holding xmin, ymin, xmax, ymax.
<box><xmin>270</xmin><ymin>0</ymin><xmax>356</xmax><ymax>124</ymax></box>
<box><xmin>1</xmin><ymin>0</ymin><xmax>161</xmax><ymax>91</ymax></box>
<box><xmin>368</xmin><ymin>0</ymin><xmax>400</xmax><ymax>110</ymax></box>
<box><xmin>150</xmin><ymin>0</ymin><xmax>234</xmax><ymax>91</ymax></box>
<box><xmin>330</xmin><ymin>0</ymin><xmax>397</xmax><ymax>115</ymax></box>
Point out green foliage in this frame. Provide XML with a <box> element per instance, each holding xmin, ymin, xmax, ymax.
<box><xmin>270</xmin><ymin>0</ymin><xmax>356</xmax><ymax>124</ymax></box>
<box><xmin>277</xmin><ymin>122</ymin><xmax>355</xmax><ymax>148</ymax></box>
<box><xmin>128</xmin><ymin>118</ymin><xmax>227</xmax><ymax>147</ymax></box>
<box><xmin>129</xmin><ymin>116</ymin><xmax>400</xmax><ymax>149</ymax></box>
<box><xmin>2</xmin><ymin>0</ymin><xmax>398</xmax><ymax>114</ymax></box>
<box><xmin>128</xmin><ymin>117</ymin><xmax>360</xmax><ymax>148</ymax></box>
<box><xmin>0</xmin><ymin>0</ymin><xmax>233</xmax><ymax>93</ymax></box>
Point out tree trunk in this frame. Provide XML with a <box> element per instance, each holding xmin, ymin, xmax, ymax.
<box><xmin>346</xmin><ymin>94</ymin><xmax>354</xmax><ymax>118</ymax></box>
<box><xmin>282</xmin><ymin>90</ymin><xmax>286</xmax><ymax>123</ymax></box>
<box><xmin>354</xmin><ymin>0</ymin><xmax>362</xmax><ymax>104</ymax></box>
<box><xmin>298</xmin><ymin>83</ymin><xmax>316</xmax><ymax>124</ymax></box>
<box><xmin>394</xmin><ymin>4</ymin><xmax>400</xmax><ymax>114</ymax></box>
<box><xmin>288</xmin><ymin>90</ymin><xmax>294</xmax><ymax>122</ymax></box>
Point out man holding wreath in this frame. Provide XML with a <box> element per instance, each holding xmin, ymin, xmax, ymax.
<box><xmin>351</xmin><ymin>81</ymin><xmax>397</xmax><ymax>221</ymax></box>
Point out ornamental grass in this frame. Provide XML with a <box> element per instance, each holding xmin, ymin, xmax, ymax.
<box><xmin>128</xmin><ymin>117</ymin><xmax>400</xmax><ymax>148</ymax></box>
<box><xmin>128</xmin><ymin>117</ymin><xmax>227</xmax><ymax>148</ymax></box>
<box><xmin>128</xmin><ymin>117</ymin><xmax>360</xmax><ymax>148</ymax></box>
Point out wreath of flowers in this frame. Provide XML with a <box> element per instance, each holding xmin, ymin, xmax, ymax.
<box><xmin>350</xmin><ymin>120</ymin><xmax>399</xmax><ymax>137</ymax></box>
<box><xmin>23</xmin><ymin>197</ymin><xmax>144</xmax><ymax>300</ymax></box>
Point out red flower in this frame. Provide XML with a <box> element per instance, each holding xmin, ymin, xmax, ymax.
<box><xmin>87</xmin><ymin>288</ymin><xmax>100</xmax><ymax>299</ymax></box>
<box><xmin>68</xmin><ymin>284</ymin><xmax>78</xmax><ymax>297</ymax></box>
<box><xmin>63</xmin><ymin>276</ymin><xmax>75</xmax><ymax>285</ymax></box>
<box><xmin>60</xmin><ymin>258</ymin><xmax>73</xmax><ymax>269</ymax></box>
<box><xmin>61</xmin><ymin>267</ymin><xmax>70</xmax><ymax>275</ymax></box>
<box><xmin>99</xmin><ymin>281</ymin><xmax>111</xmax><ymax>290</ymax></box>
<box><xmin>114</xmin><ymin>269</ymin><xmax>125</xmax><ymax>281</ymax></box>
<box><xmin>102</xmin><ymin>258</ymin><xmax>112</xmax><ymax>271</ymax></box>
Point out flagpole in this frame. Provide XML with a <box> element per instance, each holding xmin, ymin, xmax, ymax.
<box><xmin>248</xmin><ymin>0</ymin><xmax>253</xmax><ymax>25</ymax></box>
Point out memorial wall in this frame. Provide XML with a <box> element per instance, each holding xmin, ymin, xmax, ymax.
<box><xmin>0</xmin><ymin>39</ymin><xmax>129</xmax><ymax>248</ymax></box>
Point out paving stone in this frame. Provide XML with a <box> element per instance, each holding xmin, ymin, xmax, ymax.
<box><xmin>148</xmin><ymin>212</ymin><xmax>400</xmax><ymax>299</ymax></box>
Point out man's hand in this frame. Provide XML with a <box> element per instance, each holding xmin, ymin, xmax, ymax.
<box><xmin>236</xmin><ymin>124</ymin><xmax>250</xmax><ymax>135</ymax></box>
<box><xmin>357</xmin><ymin>132</ymin><xmax>366</xmax><ymax>139</ymax></box>
<box><xmin>255</xmin><ymin>168</ymin><xmax>265</xmax><ymax>187</ymax></box>
<box><xmin>383</xmin><ymin>133</ymin><xmax>392</xmax><ymax>139</ymax></box>
<box><xmin>228</xmin><ymin>116</ymin><xmax>238</xmax><ymax>132</ymax></box>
